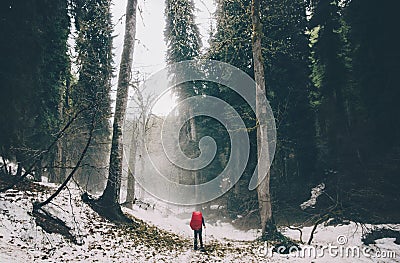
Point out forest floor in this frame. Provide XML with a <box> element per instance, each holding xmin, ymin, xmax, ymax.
<box><xmin>0</xmin><ymin>180</ymin><xmax>400</xmax><ymax>262</ymax></box>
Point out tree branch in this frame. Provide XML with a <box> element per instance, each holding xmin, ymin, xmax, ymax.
<box><xmin>34</xmin><ymin>110</ymin><xmax>96</xmax><ymax>209</ymax></box>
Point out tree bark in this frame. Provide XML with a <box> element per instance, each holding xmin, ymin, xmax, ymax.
<box><xmin>95</xmin><ymin>0</ymin><xmax>138</xmax><ymax>222</ymax></box>
<box><xmin>251</xmin><ymin>0</ymin><xmax>276</xmax><ymax>240</ymax></box>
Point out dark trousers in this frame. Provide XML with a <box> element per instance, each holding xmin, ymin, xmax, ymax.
<box><xmin>194</xmin><ymin>229</ymin><xmax>203</xmax><ymax>249</ymax></box>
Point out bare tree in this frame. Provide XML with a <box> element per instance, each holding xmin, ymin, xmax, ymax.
<box><xmin>92</xmin><ymin>0</ymin><xmax>138</xmax><ymax>222</ymax></box>
<box><xmin>124</xmin><ymin>117</ymin><xmax>139</xmax><ymax>209</ymax></box>
<box><xmin>124</xmin><ymin>80</ymin><xmax>157</xmax><ymax>208</ymax></box>
<box><xmin>251</xmin><ymin>0</ymin><xmax>277</xmax><ymax>239</ymax></box>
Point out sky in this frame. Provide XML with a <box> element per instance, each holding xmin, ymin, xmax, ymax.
<box><xmin>111</xmin><ymin>0</ymin><xmax>216</xmax><ymax>115</ymax></box>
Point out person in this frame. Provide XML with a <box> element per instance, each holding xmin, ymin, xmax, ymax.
<box><xmin>194</xmin><ymin>215</ymin><xmax>205</xmax><ymax>250</ymax></box>
<box><xmin>190</xmin><ymin>211</ymin><xmax>206</xmax><ymax>251</ymax></box>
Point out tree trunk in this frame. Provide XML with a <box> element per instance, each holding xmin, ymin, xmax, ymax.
<box><xmin>55</xmin><ymin>139</ymin><xmax>63</xmax><ymax>184</ymax></box>
<box><xmin>251</xmin><ymin>0</ymin><xmax>277</xmax><ymax>240</ymax></box>
<box><xmin>48</xmin><ymin>156</ymin><xmax>57</xmax><ymax>183</ymax></box>
<box><xmin>59</xmin><ymin>68</ymin><xmax>69</xmax><ymax>184</ymax></box>
<box><xmin>34</xmin><ymin>162</ymin><xmax>42</xmax><ymax>182</ymax></box>
<box><xmin>189</xmin><ymin>108</ymin><xmax>199</xmax><ymax>205</ymax></box>
<box><xmin>125</xmin><ymin>121</ymin><xmax>138</xmax><ymax>208</ymax></box>
<box><xmin>95</xmin><ymin>0</ymin><xmax>138</xmax><ymax>222</ymax></box>
<box><xmin>133</xmin><ymin>96</ymin><xmax>147</xmax><ymax>200</ymax></box>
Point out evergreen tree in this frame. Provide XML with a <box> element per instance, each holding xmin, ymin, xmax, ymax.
<box><xmin>261</xmin><ymin>0</ymin><xmax>317</xmax><ymax>201</ymax></box>
<box><xmin>339</xmin><ymin>0</ymin><xmax>400</xmax><ymax>219</ymax></box>
<box><xmin>164</xmin><ymin>0</ymin><xmax>201</xmax><ymax>65</ymax></box>
<box><xmin>164</xmin><ymin>0</ymin><xmax>202</xmax><ymax>201</ymax></box>
<box><xmin>208</xmin><ymin>0</ymin><xmax>253</xmax><ymax>76</ymax></box>
<box><xmin>72</xmin><ymin>0</ymin><xmax>114</xmax><ymax>191</ymax></box>
<box><xmin>0</xmin><ymin>0</ymin><xmax>70</xmax><ymax>177</ymax></box>
<box><xmin>310</xmin><ymin>0</ymin><xmax>350</xmax><ymax>172</ymax></box>
<box><xmin>345</xmin><ymin>0</ymin><xmax>400</xmax><ymax>160</ymax></box>
<box><xmin>207</xmin><ymin>0</ymin><xmax>259</xmax><ymax>218</ymax></box>
<box><xmin>208</xmin><ymin>0</ymin><xmax>317</xmax><ymax>224</ymax></box>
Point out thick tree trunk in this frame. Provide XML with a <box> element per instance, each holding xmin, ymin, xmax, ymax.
<box><xmin>95</xmin><ymin>0</ymin><xmax>138</xmax><ymax>222</ymax></box>
<box><xmin>251</xmin><ymin>0</ymin><xmax>277</xmax><ymax>240</ymax></box>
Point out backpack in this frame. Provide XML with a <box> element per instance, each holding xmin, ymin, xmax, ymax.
<box><xmin>190</xmin><ymin>211</ymin><xmax>202</xmax><ymax>230</ymax></box>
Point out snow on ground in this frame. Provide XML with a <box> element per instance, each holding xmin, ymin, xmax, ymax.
<box><xmin>0</xmin><ymin>181</ymin><xmax>399</xmax><ymax>262</ymax></box>
<box><xmin>281</xmin><ymin>222</ymin><xmax>400</xmax><ymax>262</ymax></box>
<box><xmin>124</xmin><ymin>202</ymin><xmax>260</xmax><ymax>241</ymax></box>
<box><xmin>0</xmin><ymin>183</ymin><xmax>186</xmax><ymax>262</ymax></box>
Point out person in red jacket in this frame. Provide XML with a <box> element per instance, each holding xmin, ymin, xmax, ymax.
<box><xmin>190</xmin><ymin>211</ymin><xmax>206</xmax><ymax>250</ymax></box>
<box><xmin>194</xmin><ymin>215</ymin><xmax>206</xmax><ymax>250</ymax></box>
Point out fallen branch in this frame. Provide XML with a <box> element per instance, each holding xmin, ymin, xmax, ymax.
<box><xmin>288</xmin><ymin>225</ymin><xmax>303</xmax><ymax>244</ymax></box>
<box><xmin>34</xmin><ymin>111</ymin><xmax>96</xmax><ymax>209</ymax></box>
<box><xmin>307</xmin><ymin>215</ymin><xmax>328</xmax><ymax>245</ymax></box>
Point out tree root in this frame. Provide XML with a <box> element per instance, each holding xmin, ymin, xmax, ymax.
<box><xmin>82</xmin><ymin>192</ymin><xmax>134</xmax><ymax>225</ymax></box>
